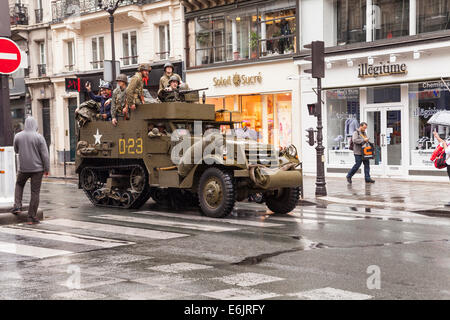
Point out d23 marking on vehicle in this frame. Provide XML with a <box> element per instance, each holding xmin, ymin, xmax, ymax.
<box><xmin>119</xmin><ymin>138</ymin><xmax>143</xmax><ymax>155</ymax></box>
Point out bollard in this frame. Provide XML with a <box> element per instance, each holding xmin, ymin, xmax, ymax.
<box><xmin>0</xmin><ymin>146</ymin><xmax>16</xmax><ymax>205</ymax></box>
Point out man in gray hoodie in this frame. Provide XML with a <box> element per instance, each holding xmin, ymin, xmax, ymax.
<box><xmin>11</xmin><ymin>116</ymin><xmax>50</xmax><ymax>224</ymax></box>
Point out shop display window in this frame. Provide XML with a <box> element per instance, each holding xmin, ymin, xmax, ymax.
<box><xmin>326</xmin><ymin>88</ymin><xmax>360</xmax><ymax>165</ymax></box>
<box><xmin>367</xmin><ymin>85</ymin><xmax>401</xmax><ymax>104</ymax></box>
<box><xmin>409</xmin><ymin>81</ymin><xmax>450</xmax><ymax>167</ymax></box>
<box><xmin>372</xmin><ymin>0</ymin><xmax>409</xmax><ymax>40</ymax></box>
<box><xmin>335</xmin><ymin>0</ymin><xmax>367</xmax><ymax>45</ymax></box>
<box><xmin>204</xmin><ymin>93</ymin><xmax>292</xmax><ymax>147</ymax></box>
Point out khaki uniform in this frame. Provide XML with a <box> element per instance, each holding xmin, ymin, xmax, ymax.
<box><xmin>158</xmin><ymin>87</ymin><xmax>181</xmax><ymax>102</ymax></box>
<box><xmin>126</xmin><ymin>72</ymin><xmax>145</xmax><ymax>107</ymax></box>
<box><xmin>159</xmin><ymin>73</ymin><xmax>181</xmax><ymax>92</ymax></box>
<box><xmin>111</xmin><ymin>87</ymin><xmax>127</xmax><ymax>120</ymax></box>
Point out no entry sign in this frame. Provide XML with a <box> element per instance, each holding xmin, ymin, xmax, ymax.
<box><xmin>0</xmin><ymin>37</ymin><xmax>21</xmax><ymax>74</ymax></box>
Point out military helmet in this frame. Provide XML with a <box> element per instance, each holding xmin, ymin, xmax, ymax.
<box><xmin>164</xmin><ymin>62</ymin><xmax>174</xmax><ymax>71</ymax></box>
<box><xmin>99</xmin><ymin>82</ymin><xmax>112</xmax><ymax>90</ymax></box>
<box><xmin>169</xmin><ymin>75</ymin><xmax>180</xmax><ymax>84</ymax></box>
<box><xmin>137</xmin><ymin>63</ymin><xmax>152</xmax><ymax>72</ymax></box>
<box><xmin>179</xmin><ymin>83</ymin><xmax>189</xmax><ymax>90</ymax></box>
<box><xmin>116</xmin><ymin>74</ymin><xmax>128</xmax><ymax>84</ymax></box>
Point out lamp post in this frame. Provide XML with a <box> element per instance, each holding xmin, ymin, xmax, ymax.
<box><xmin>98</xmin><ymin>0</ymin><xmax>123</xmax><ymax>85</ymax></box>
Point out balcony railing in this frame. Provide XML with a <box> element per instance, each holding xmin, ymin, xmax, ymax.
<box><xmin>38</xmin><ymin>64</ymin><xmax>47</xmax><ymax>77</ymax></box>
<box><xmin>10</xmin><ymin>3</ymin><xmax>28</xmax><ymax>26</ymax></box>
<box><xmin>35</xmin><ymin>9</ymin><xmax>43</xmax><ymax>24</ymax></box>
<box><xmin>52</xmin><ymin>0</ymin><xmax>158</xmax><ymax>23</ymax></box>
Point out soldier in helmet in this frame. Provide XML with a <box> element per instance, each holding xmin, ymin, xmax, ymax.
<box><xmin>159</xmin><ymin>62</ymin><xmax>182</xmax><ymax>92</ymax></box>
<box><xmin>111</xmin><ymin>74</ymin><xmax>128</xmax><ymax>126</ymax></box>
<box><xmin>158</xmin><ymin>75</ymin><xmax>181</xmax><ymax>102</ymax></box>
<box><xmin>85</xmin><ymin>81</ymin><xmax>112</xmax><ymax>121</ymax></box>
<box><xmin>125</xmin><ymin>63</ymin><xmax>151</xmax><ymax>113</ymax></box>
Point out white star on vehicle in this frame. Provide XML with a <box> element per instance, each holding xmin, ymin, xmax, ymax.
<box><xmin>93</xmin><ymin>129</ymin><xmax>102</xmax><ymax>145</ymax></box>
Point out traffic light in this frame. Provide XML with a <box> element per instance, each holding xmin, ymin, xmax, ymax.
<box><xmin>306</xmin><ymin>128</ymin><xmax>315</xmax><ymax>146</ymax></box>
<box><xmin>307</xmin><ymin>102</ymin><xmax>318</xmax><ymax>117</ymax></box>
<box><xmin>304</xmin><ymin>41</ymin><xmax>325</xmax><ymax>79</ymax></box>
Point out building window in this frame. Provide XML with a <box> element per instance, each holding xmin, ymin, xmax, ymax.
<box><xmin>336</xmin><ymin>0</ymin><xmax>366</xmax><ymax>45</ymax></box>
<box><xmin>91</xmin><ymin>36</ymin><xmax>104</xmax><ymax>69</ymax></box>
<box><xmin>66</xmin><ymin>40</ymin><xmax>75</xmax><ymax>71</ymax></box>
<box><xmin>417</xmin><ymin>0</ymin><xmax>450</xmax><ymax>34</ymax></box>
<box><xmin>122</xmin><ymin>31</ymin><xmax>138</xmax><ymax>66</ymax></box>
<box><xmin>326</xmin><ymin>89</ymin><xmax>360</xmax><ymax>166</ymax></box>
<box><xmin>38</xmin><ymin>42</ymin><xmax>46</xmax><ymax>76</ymax></box>
<box><xmin>409</xmin><ymin>81</ymin><xmax>450</xmax><ymax>167</ymax></box>
<box><xmin>157</xmin><ymin>24</ymin><xmax>170</xmax><ymax>60</ymax></box>
<box><xmin>371</xmin><ymin>0</ymin><xmax>409</xmax><ymax>40</ymax></box>
<box><xmin>187</xmin><ymin>0</ymin><xmax>297</xmax><ymax>67</ymax></box>
<box><xmin>206</xmin><ymin>93</ymin><xmax>292</xmax><ymax>147</ymax></box>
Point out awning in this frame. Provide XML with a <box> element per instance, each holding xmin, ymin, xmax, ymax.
<box><xmin>427</xmin><ymin>110</ymin><xmax>450</xmax><ymax>126</ymax></box>
<box><xmin>180</xmin><ymin>0</ymin><xmax>237</xmax><ymax>13</ymax></box>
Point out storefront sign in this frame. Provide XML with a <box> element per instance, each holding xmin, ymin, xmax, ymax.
<box><xmin>65</xmin><ymin>78</ymin><xmax>81</xmax><ymax>92</ymax></box>
<box><xmin>358</xmin><ymin>62</ymin><xmax>407</xmax><ymax>78</ymax></box>
<box><xmin>412</xmin><ymin>107</ymin><xmax>441</xmax><ymax>118</ymax></box>
<box><xmin>213</xmin><ymin>72</ymin><xmax>262</xmax><ymax>87</ymax></box>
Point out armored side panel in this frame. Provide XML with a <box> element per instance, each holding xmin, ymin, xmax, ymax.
<box><xmin>139</xmin><ymin>102</ymin><xmax>215</xmax><ymax>120</ymax></box>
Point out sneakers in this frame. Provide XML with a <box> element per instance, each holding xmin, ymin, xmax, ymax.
<box><xmin>11</xmin><ymin>207</ymin><xmax>22</xmax><ymax>215</ymax></box>
<box><xmin>346</xmin><ymin>177</ymin><xmax>352</xmax><ymax>184</ymax></box>
<box><xmin>365</xmin><ymin>179</ymin><xmax>375</xmax><ymax>183</ymax></box>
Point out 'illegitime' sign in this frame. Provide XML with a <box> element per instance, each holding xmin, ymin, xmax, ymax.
<box><xmin>358</xmin><ymin>61</ymin><xmax>407</xmax><ymax>78</ymax></box>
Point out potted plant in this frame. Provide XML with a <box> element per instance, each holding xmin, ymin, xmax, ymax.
<box><xmin>249</xmin><ymin>31</ymin><xmax>260</xmax><ymax>59</ymax></box>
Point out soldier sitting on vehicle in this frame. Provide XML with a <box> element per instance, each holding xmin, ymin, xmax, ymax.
<box><xmin>111</xmin><ymin>74</ymin><xmax>128</xmax><ymax>126</ymax></box>
<box><xmin>86</xmin><ymin>81</ymin><xmax>112</xmax><ymax>121</ymax></box>
<box><xmin>159</xmin><ymin>62</ymin><xmax>182</xmax><ymax>92</ymax></box>
<box><xmin>125</xmin><ymin>63</ymin><xmax>151</xmax><ymax>112</ymax></box>
<box><xmin>158</xmin><ymin>75</ymin><xmax>183</xmax><ymax>102</ymax></box>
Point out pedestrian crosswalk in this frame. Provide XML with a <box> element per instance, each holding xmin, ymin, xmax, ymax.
<box><xmin>0</xmin><ymin>201</ymin><xmax>447</xmax><ymax>262</ymax></box>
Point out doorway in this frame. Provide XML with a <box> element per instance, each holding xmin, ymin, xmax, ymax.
<box><xmin>364</xmin><ymin>107</ymin><xmax>404</xmax><ymax>176</ymax></box>
<box><xmin>68</xmin><ymin>98</ymin><xmax>77</xmax><ymax>161</ymax></box>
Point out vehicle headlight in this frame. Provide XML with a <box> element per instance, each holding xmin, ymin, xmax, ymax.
<box><xmin>286</xmin><ymin>144</ymin><xmax>297</xmax><ymax>158</ymax></box>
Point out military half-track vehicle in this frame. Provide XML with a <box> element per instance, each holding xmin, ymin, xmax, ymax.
<box><xmin>76</xmin><ymin>101</ymin><xmax>303</xmax><ymax>218</ymax></box>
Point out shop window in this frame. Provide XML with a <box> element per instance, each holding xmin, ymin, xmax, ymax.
<box><xmin>326</xmin><ymin>89</ymin><xmax>360</xmax><ymax>165</ymax></box>
<box><xmin>417</xmin><ymin>0</ymin><xmax>450</xmax><ymax>34</ymax></box>
<box><xmin>367</xmin><ymin>85</ymin><xmax>401</xmax><ymax>104</ymax></box>
<box><xmin>195</xmin><ymin>15</ymin><xmax>225</xmax><ymax>66</ymax></box>
<box><xmin>409</xmin><ymin>81</ymin><xmax>450</xmax><ymax>167</ymax></box>
<box><xmin>203</xmin><ymin>93</ymin><xmax>292</xmax><ymax>147</ymax></box>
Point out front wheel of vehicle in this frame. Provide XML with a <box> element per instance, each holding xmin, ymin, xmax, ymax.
<box><xmin>266</xmin><ymin>187</ymin><xmax>300</xmax><ymax>214</ymax></box>
<box><xmin>198</xmin><ymin>167</ymin><xmax>235</xmax><ymax>218</ymax></box>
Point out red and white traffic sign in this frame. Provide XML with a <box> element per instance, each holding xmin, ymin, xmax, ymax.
<box><xmin>0</xmin><ymin>37</ymin><xmax>22</xmax><ymax>75</ymax></box>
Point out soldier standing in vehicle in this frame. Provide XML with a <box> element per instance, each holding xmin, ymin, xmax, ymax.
<box><xmin>158</xmin><ymin>75</ymin><xmax>181</xmax><ymax>102</ymax></box>
<box><xmin>125</xmin><ymin>63</ymin><xmax>151</xmax><ymax>113</ymax></box>
<box><xmin>111</xmin><ymin>74</ymin><xmax>128</xmax><ymax>126</ymax></box>
<box><xmin>86</xmin><ymin>81</ymin><xmax>112</xmax><ymax>121</ymax></box>
<box><xmin>159</xmin><ymin>62</ymin><xmax>181</xmax><ymax>92</ymax></box>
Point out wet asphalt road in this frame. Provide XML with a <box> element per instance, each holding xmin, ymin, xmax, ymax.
<box><xmin>0</xmin><ymin>179</ymin><xmax>449</xmax><ymax>300</ymax></box>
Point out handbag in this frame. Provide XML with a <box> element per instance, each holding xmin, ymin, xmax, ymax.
<box><xmin>362</xmin><ymin>142</ymin><xmax>374</xmax><ymax>159</ymax></box>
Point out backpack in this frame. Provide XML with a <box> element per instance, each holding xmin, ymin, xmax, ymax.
<box><xmin>430</xmin><ymin>144</ymin><xmax>447</xmax><ymax>169</ymax></box>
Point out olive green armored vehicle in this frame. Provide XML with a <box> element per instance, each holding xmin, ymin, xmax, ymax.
<box><xmin>76</xmin><ymin>100</ymin><xmax>303</xmax><ymax>218</ymax></box>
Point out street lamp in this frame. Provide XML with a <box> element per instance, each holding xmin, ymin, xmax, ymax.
<box><xmin>98</xmin><ymin>0</ymin><xmax>124</xmax><ymax>86</ymax></box>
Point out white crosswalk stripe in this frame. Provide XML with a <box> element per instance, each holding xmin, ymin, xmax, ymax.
<box><xmin>43</xmin><ymin>219</ymin><xmax>189</xmax><ymax>239</ymax></box>
<box><xmin>92</xmin><ymin>214</ymin><xmax>241</xmax><ymax>232</ymax></box>
<box><xmin>0</xmin><ymin>226</ymin><xmax>134</xmax><ymax>248</ymax></box>
<box><xmin>136</xmin><ymin>210</ymin><xmax>284</xmax><ymax>228</ymax></box>
<box><xmin>0</xmin><ymin>241</ymin><xmax>73</xmax><ymax>259</ymax></box>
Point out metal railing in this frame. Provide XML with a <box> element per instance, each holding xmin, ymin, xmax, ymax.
<box><xmin>10</xmin><ymin>3</ymin><xmax>28</xmax><ymax>26</ymax></box>
<box><xmin>52</xmin><ymin>0</ymin><xmax>158</xmax><ymax>23</ymax></box>
<box><xmin>35</xmin><ymin>8</ymin><xmax>43</xmax><ymax>23</ymax></box>
<box><xmin>38</xmin><ymin>64</ymin><xmax>47</xmax><ymax>77</ymax></box>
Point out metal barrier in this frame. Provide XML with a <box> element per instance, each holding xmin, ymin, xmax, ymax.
<box><xmin>0</xmin><ymin>147</ymin><xmax>16</xmax><ymax>205</ymax></box>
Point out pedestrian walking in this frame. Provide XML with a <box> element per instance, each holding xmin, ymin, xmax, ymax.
<box><xmin>11</xmin><ymin>116</ymin><xmax>49</xmax><ymax>225</ymax></box>
<box><xmin>346</xmin><ymin>122</ymin><xmax>375</xmax><ymax>184</ymax></box>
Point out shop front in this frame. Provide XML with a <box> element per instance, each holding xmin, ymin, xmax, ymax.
<box><xmin>186</xmin><ymin>60</ymin><xmax>300</xmax><ymax>150</ymax></box>
<box><xmin>299</xmin><ymin>42</ymin><xmax>450</xmax><ymax>180</ymax></box>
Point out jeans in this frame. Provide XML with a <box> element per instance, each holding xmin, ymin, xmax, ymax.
<box><xmin>14</xmin><ymin>171</ymin><xmax>44</xmax><ymax>220</ymax></box>
<box><xmin>347</xmin><ymin>155</ymin><xmax>371</xmax><ymax>181</ymax></box>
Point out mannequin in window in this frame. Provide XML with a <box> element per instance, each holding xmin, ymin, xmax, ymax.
<box><xmin>278</xmin><ymin>18</ymin><xmax>291</xmax><ymax>54</ymax></box>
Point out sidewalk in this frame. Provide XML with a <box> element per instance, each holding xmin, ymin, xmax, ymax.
<box><xmin>302</xmin><ymin>175</ymin><xmax>449</xmax><ymax>214</ymax></box>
